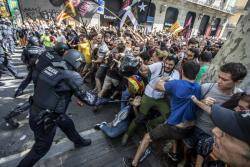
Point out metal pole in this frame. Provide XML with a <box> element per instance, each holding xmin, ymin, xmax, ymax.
<box><xmin>17</xmin><ymin>0</ymin><xmax>24</xmax><ymax>24</ymax></box>
<box><xmin>145</xmin><ymin>0</ymin><xmax>152</xmax><ymax>34</ymax></box>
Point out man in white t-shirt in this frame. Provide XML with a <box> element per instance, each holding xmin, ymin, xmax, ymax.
<box><xmin>122</xmin><ymin>49</ymin><xmax>170</xmax><ymax>145</ymax></box>
<box><xmin>163</xmin><ymin>56</ymin><xmax>180</xmax><ymax>80</ymax></box>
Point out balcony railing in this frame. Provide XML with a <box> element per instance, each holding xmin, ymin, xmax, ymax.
<box><xmin>186</xmin><ymin>0</ymin><xmax>234</xmax><ymax>13</ymax></box>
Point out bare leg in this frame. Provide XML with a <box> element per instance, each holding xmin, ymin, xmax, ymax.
<box><xmin>95</xmin><ymin>77</ymin><xmax>102</xmax><ymax>93</ymax></box>
<box><xmin>195</xmin><ymin>155</ymin><xmax>204</xmax><ymax>167</ymax></box>
<box><xmin>98</xmin><ymin>86</ymin><xmax>109</xmax><ymax>97</ymax></box>
<box><xmin>132</xmin><ymin>133</ymin><xmax>152</xmax><ymax>166</ymax></box>
<box><xmin>172</xmin><ymin>140</ymin><xmax>177</xmax><ymax>153</ymax></box>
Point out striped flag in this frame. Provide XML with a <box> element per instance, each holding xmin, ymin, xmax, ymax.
<box><xmin>184</xmin><ymin>16</ymin><xmax>193</xmax><ymax>28</ymax></box>
<box><xmin>169</xmin><ymin>21</ymin><xmax>181</xmax><ymax>32</ymax></box>
<box><xmin>56</xmin><ymin>0</ymin><xmax>99</xmax><ymax>24</ymax></box>
<box><xmin>56</xmin><ymin>0</ymin><xmax>76</xmax><ymax>23</ymax></box>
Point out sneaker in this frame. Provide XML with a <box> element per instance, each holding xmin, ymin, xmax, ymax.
<box><xmin>167</xmin><ymin>152</ymin><xmax>181</xmax><ymax>162</ymax></box>
<box><xmin>74</xmin><ymin>139</ymin><xmax>92</xmax><ymax>148</ymax></box>
<box><xmin>15</xmin><ymin>75</ymin><xmax>24</xmax><ymax>79</ymax></box>
<box><xmin>122</xmin><ymin>157</ymin><xmax>135</xmax><ymax>167</ymax></box>
<box><xmin>4</xmin><ymin>117</ymin><xmax>19</xmax><ymax>128</ymax></box>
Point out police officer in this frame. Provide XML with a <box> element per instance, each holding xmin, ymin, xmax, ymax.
<box><xmin>5</xmin><ymin>42</ymin><xmax>70</xmax><ymax>128</ymax></box>
<box><xmin>14</xmin><ymin>36</ymin><xmax>46</xmax><ymax>98</ymax></box>
<box><xmin>0</xmin><ymin>40</ymin><xmax>5</xmax><ymax>86</ymax></box>
<box><xmin>0</xmin><ymin>40</ymin><xmax>23</xmax><ymax>79</ymax></box>
<box><xmin>17</xmin><ymin>49</ymin><xmax>91</xmax><ymax>167</ymax></box>
<box><xmin>2</xmin><ymin>19</ymin><xmax>15</xmax><ymax>54</ymax></box>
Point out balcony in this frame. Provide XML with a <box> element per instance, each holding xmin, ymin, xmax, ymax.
<box><xmin>186</xmin><ymin>0</ymin><xmax>234</xmax><ymax>14</ymax></box>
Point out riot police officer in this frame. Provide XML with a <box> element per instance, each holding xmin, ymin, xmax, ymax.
<box><xmin>5</xmin><ymin>42</ymin><xmax>70</xmax><ymax>128</ymax></box>
<box><xmin>14</xmin><ymin>36</ymin><xmax>46</xmax><ymax>97</ymax></box>
<box><xmin>0</xmin><ymin>40</ymin><xmax>5</xmax><ymax>86</ymax></box>
<box><xmin>2</xmin><ymin>19</ymin><xmax>15</xmax><ymax>54</ymax></box>
<box><xmin>0</xmin><ymin>40</ymin><xmax>23</xmax><ymax>79</ymax></box>
<box><xmin>17</xmin><ymin>49</ymin><xmax>91</xmax><ymax>167</ymax></box>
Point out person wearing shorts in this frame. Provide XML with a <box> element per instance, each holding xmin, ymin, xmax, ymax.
<box><xmin>123</xmin><ymin>61</ymin><xmax>201</xmax><ymax>167</ymax></box>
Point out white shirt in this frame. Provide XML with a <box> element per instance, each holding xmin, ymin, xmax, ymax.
<box><xmin>144</xmin><ymin>62</ymin><xmax>165</xmax><ymax>99</ymax></box>
<box><xmin>163</xmin><ymin>69</ymin><xmax>180</xmax><ymax>81</ymax></box>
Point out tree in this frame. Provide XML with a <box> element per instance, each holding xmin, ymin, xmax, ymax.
<box><xmin>205</xmin><ymin>11</ymin><xmax>250</xmax><ymax>92</ymax></box>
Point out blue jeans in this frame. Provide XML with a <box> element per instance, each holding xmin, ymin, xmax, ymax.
<box><xmin>100</xmin><ymin>120</ymin><xmax>129</xmax><ymax>138</ymax></box>
<box><xmin>100</xmin><ymin>105</ymin><xmax>130</xmax><ymax>138</ymax></box>
<box><xmin>120</xmin><ymin>88</ymin><xmax>131</xmax><ymax>110</ymax></box>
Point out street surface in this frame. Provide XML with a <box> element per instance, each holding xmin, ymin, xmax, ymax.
<box><xmin>0</xmin><ymin>48</ymin><xmax>162</xmax><ymax>167</ymax></box>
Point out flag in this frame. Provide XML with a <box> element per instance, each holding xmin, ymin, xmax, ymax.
<box><xmin>56</xmin><ymin>0</ymin><xmax>99</xmax><ymax>24</ymax></box>
<box><xmin>122</xmin><ymin>0</ymin><xmax>133</xmax><ymax>9</ymax></box>
<box><xmin>120</xmin><ymin>8</ymin><xmax>138</xmax><ymax>29</ymax></box>
<box><xmin>119</xmin><ymin>0</ymin><xmax>138</xmax><ymax>17</ymax></box>
<box><xmin>97</xmin><ymin>0</ymin><xmax>105</xmax><ymax>15</ymax></box>
<box><xmin>169</xmin><ymin>21</ymin><xmax>181</xmax><ymax>32</ymax></box>
<box><xmin>184</xmin><ymin>16</ymin><xmax>192</xmax><ymax>28</ymax></box>
<box><xmin>205</xmin><ymin>24</ymin><xmax>211</xmax><ymax>38</ymax></box>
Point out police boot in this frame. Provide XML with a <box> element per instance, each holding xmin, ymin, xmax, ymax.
<box><xmin>14</xmin><ymin>74</ymin><xmax>24</xmax><ymax>79</ymax></box>
<box><xmin>74</xmin><ymin>138</ymin><xmax>92</xmax><ymax>148</ymax></box>
<box><xmin>4</xmin><ymin>113</ymin><xmax>20</xmax><ymax>128</ymax></box>
<box><xmin>14</xmin><ymin>88</ymin><xmax>24</xmax><ymax>98</ymax></box>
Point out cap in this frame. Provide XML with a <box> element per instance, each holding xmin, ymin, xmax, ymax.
<box><xmin>211</xmin><ymin>104</ymin><xmax>250</xmax><ymax>144</ymax></box>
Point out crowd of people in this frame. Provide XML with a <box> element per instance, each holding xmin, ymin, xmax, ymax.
<box><xmin>0</xmin><ymin>17</ymin><xmax>249</xmax><ymax>167</ymax></box>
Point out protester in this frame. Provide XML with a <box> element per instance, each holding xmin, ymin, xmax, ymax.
<box><xmin>191</xmin><ymin>95</ymin><xmax>250</xmax><ymax>166</ymax></box>
<box><xmin>183</xmin><ymin>62</ymin><xmax>247</xmax><ymax>166</ymax></box>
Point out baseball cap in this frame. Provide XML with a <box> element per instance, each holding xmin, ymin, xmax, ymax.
<box><xmin>211</xmin><ymin>104</ymin><xmax>250</xmax><ymax>144</ymax></box>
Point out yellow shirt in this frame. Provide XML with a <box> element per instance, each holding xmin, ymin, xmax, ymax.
<box><xmin>41</xmin><ymin>35</ymin><xmax>53</xmax><ymax>47</ymax></box>
<box><xmin>78</xmin><ymin>42</ymin><xmax>91</xmax><ymax>64</ymax></box>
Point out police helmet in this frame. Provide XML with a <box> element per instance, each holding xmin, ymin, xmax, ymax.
<box><xmin>28</xmin><ymin>36</ymin><xmax>39</xmax><ymax>46</ymax></box>
<box><xmin>97</xmin><ymin>43</ymin><xmax>109</xmax><ymax>57</ymax></box>
<box><xmin>54</xmin><ymin>42</ymin><xmax>70</xmax><ymax>56</ymax></box>
<box><xmin>119</xmin><ymin>52</ymin><xmax>140</xmax><ymax>77</ymax></box>
<box><xmin>63</xmin><ymin>49</ymin><xmax>84</xmax><ymax>71</ymax></box>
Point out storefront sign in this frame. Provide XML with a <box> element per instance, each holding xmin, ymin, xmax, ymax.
<box><xmin>104</xmin><ymin>15</ymin><xmax>116</xmax><ymax>20</ymax></box>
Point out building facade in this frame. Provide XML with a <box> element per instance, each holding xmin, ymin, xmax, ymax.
<box><xmin>95</xmin><ymin>0</ymin><xmax>243</xmax><ymax>38</ymax></box>
<box><xmin>150</xmin><ymin>0</ymin><xmax>238</xmax><ymax>38</ymax></box>
<box><xmin>16</xmin><ymin>0</ymin><xmax>247</xmax><ymax>38</ymax></box>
